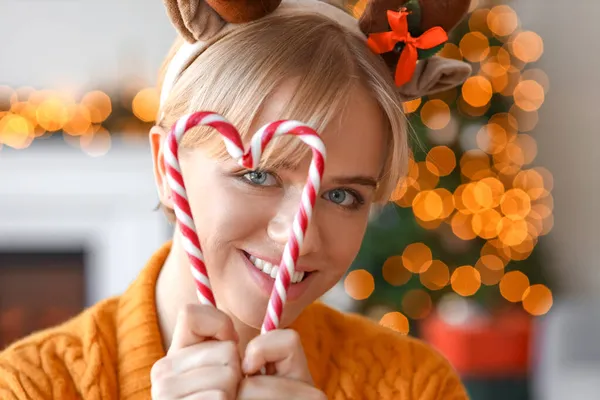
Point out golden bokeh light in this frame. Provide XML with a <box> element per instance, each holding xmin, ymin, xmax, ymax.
<box><xmin>420</xmin><ymin>260</ymin><xmax>450</xmax><ymax>290</ymax></box>
<box><xmin>487</xmin><ymin>5</ymin><xmax>519</xmax><ymax>37</ymax></box>
<box><xmin>468</xmin><ymin>0</ymin><xmax>479</xmax><ymax>13</ymax></box>
<box><xmin>402</xmin><ymin>289</ymin><xmax>433</xmax><ymax>320</ymax></box>
<box><xmin>511</xmin><ymin>31</ymin><xmax>544</xmax><ymax>63</ymax></box>
<box><xmin>514</xmin><ymin>80</ymin><xmax>545</xmax><ymax>112</ymax></box>
<box><xmin>499</xmin><ymin>270</ymin><xmax>530</xmax><ymax>302</ymax></box>
<box><xmin>460</xmin><ymin>32</ymin><xmax>490</xmax><ymax>62</ymax></box>
<box><xmin>479</xmin><ymin>177</ymin><xmax>505</xmax><ymax>207</ymax></box>
<box><xmin>80</xmin><ymin>125</ymin><xmax>112</xmax><ymax>157</ymax></box>
<box><xmin>63</xmin><ymin>104</ymin><xmax>92</xmax><ymax>136</ymax></box>
<box><xmin>81</xmin><ymin>91</ymin><xmax>112</xmax><ymax>123</ymax></box>
<box><xmin>36</xmin><ymin>96</ymin><xmax>70</xmax><ymax>132</ymax></box>
<box><xmin>522</xmin><ymin>284</ymin><xmax>553</xmax><ymax>315</ymax></box>
<box><xmin>483</xmin><ymin>63</ymin><xmax>509</xmax><ymax>93</ymax></box>
<box><xmin>382</xmin><ymin>255</ymin><xmax>412</xmax><ymax>286</ymax></box>
<box><xmin>426</xmin><ymin>145</ymin><xmax>456</xmax><ymax>176</ymax></box>
<box><xmin>462</xmin><ymin>76</ymin><xmax>493</xmax><ymax>108</ymax></box>
<box><xmin>482</xmin><ymin>239</ymin><xmax>512</xmax><ymax>262</ymax></box>
<box><xmin>132</xmin><ymin>87</ymin><xmax>160</xmax><ymax>123</ymax></box>
<box><xmin>0</xmin><ymin>113</ymin><xmax>35</xmax><ymax>149</ymax></box>
<box><xmin>460</xmin><ymin>149</ymin><xmax>492</xmax><ymax>181</ymax></box>
<box><xmin>509</xmin><ymin>235</ymin><xmax>536</xmax><ymax>261</ymax></box>
<box><xmin>498</xmin><ymin>217</ymin><xmax>529</xmax><ymax>246</ymax></box>
<box><xmin>476</xmin><ymin>262</ymin><xmax>505</xmax><ymax>286</ymax></box>
<box><xmin>476</xmin><ymin>123</ymin><xmax>508</xmax><ymax>155</ymax></box>
<box><xmin>413</xmin><ymin>190</ymin><xmax>443</xmax><ymax>222</ymax></box>
<box><xmin>416</xmin><ymin>161</ymin><xmax>440</xmax><ymax>190</ymax></box>
<box><xmin>438</xmin><ymin>43</ymin><xmax>463</xmax><ymax>61</ymax></box>
<box><xmin>513</xmin><ymin>169</ymin><xmax>546</xmax><ymax>200</ymax></box>
<box><xmin>403</xmin><ymin>97</ymin><xmax>422</xmax><ymax>113</ymax></box>
<box><xmin>461</xmin><ymin>181</ymin><xmax>492</xmax><ymax>213</ymax></box>
<box><xmin>515</xmin><ymin>134</ymin><xmax>538</xmax><ymax>165</ymax></box>
<box><xmin>451</xmin><ymin>265</ymin><xmax>482</xmax><ymax>296</ymax></box>
<box><xmin>379</xmin><ymin>312</ymin><xmax>410</xmax><ymax>335</ymax></box>
<box><xmin>501</xmin><ymin>188</ymin><xmax>531</xmax><ymax>220</ymax></box>
<box><xmin>402</xmin><ymin>243</ymin><xmax>433</xmax><ymax>273</ymax></box>
<box><xmin>0</xmin><ymin>86</ymin><xmax>14</xmax><ymax>110</ymax></box>
<box><xmin>472</xmin><ymin>208</ymin><xmax>502</xmax><ymax>239</ymax></box>
<box><xmin>344</xmin><ymin>269</ymin><xmax>375</xmax><ymax>300</ymax></box>
<box><xmin>480</xmin><ymin>254</ymin><xmax>507</xmax><ymax>271</ymax></box>
<box><xmin>451</xmin><ymin>211</ymin><xmax>477</xmax><ymax>240</ymax></box>
<box><xmin>421</xmin><ymin>100</ymin><xmax>451</xmax><ymax>130</ymax></box>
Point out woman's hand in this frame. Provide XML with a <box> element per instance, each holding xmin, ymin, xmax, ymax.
<box><xmin>238</xmin><ymin>329</ymin><xmax>327</xmax><ymax>400</ymax></box>
<box><xmin>151</xmin><ymin>304</ymin><xmax>242</xmax><ymax>400</ymax></box>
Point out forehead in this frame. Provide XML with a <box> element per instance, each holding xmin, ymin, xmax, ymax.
<box><xmin>252</xmin><ymin>80</ymin><xmax>388</xmax><ymax>180</ymax></box>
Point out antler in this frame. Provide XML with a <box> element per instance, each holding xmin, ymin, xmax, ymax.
<box><xmin>163</xmin><ymin>0</ymin><xmax>282</xmax><ymax>42</ymax></box>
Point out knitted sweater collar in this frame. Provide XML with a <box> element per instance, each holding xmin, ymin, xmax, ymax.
<box><xmin>115</xmin><ymin>241</ymin><xmax>324</xmax><ymax>399</ymax></box>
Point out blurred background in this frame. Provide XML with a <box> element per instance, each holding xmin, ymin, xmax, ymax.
<box><xmin>0</xmin><ymin>0</ymin><xmax>598</xmax><ymax>399</ymax></box>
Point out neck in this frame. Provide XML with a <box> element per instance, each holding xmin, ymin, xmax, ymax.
<box><xmin>155</xmin><ymin>228</ymin><xmax>259</xmax><ymax>356</ymax></box>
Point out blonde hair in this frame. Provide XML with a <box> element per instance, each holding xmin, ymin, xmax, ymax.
<box><xmin>157</xmin><ymin>13</ymin><xmax>409</xmax><ymax>221</ymax></box>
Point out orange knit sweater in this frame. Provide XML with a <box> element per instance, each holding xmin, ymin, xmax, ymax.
<box><xmin>0</xmin><ymin>242</ymin><xmax>469</xmax><ymax>400</ymax></box>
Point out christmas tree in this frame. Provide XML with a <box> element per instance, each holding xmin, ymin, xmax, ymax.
<box><xmin>343</xmin><ymin>0</ymin><xmax>554</xmax><ymax>334</ymax></box>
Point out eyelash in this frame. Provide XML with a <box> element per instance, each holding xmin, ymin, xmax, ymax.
<box><xmin>237</xmin><ymin>169</ymin><xmax>366</xmax><ymax>211</ymax></box>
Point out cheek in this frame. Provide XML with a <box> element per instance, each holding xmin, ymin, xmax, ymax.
<box><xmin>321</xmin><ymin>212</ymin><xmax>369</xmax><ymax>272</ymax></box>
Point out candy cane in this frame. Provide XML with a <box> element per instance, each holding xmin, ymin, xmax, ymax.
<box><xmin>163</xmin><ymin>111</ymin><xmax>325</xmax><ymax>333</ymax></box>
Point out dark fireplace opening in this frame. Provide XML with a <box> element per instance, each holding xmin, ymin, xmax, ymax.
<box><xmin>0</xmin><ymin>250</ymin><xmax>85</xmax><ymax>350</ymax></box>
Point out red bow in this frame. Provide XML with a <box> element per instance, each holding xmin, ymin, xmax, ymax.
<box><xmin>367</xmin><ymin>9</ymin><xmax>448</xmax><ymax>86</ymax></box>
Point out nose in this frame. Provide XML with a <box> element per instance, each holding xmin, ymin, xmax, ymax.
<box><xmin>267</xmin><ymin>194</ymin><xmax>322</xmax><ymax>256</ymax></box>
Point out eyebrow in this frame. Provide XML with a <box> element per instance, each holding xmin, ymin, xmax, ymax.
<box><xmin>331</xmin><ymin>176</ymin><xmax>379</xmax><ymax>188</ymax></box>
<box><xmin>265</xmin><ymin>161</ymin><xmax>378</xmax><ymax>188</ymax></box>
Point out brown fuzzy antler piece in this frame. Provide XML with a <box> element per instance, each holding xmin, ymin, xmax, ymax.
<box><xmin>163</xmin><ymin>0</ymin><xmax>282</xmax><ymax>42</ymax></box>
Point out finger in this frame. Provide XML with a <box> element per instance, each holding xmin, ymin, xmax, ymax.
<box><xmin>152</xmin><ymin>341</ymin><xmax>240</xmax><ymax>380</ymax></box>
<box><xmin>242</xmin><ymin>329</ymin><xmax>312</xmax><ymax>383</ymax></box>
<box><xmin>181</xmin><ymin>390</ymin><xmax>228</xmax><ymax>400</ymax></box>
<box><xmin>151</xmin><ymin>365</ymin><xmax>240</xmax><ymax>400</ymax></box>
<box><xmin>169</xmin><ymin>304</ymin><xmax>239</xmax><ymax>353</ymax></box>
<box><xmin>238</xmin><ymin>376</ymin><xmax>326</xmax><ymax>400</ymax></box>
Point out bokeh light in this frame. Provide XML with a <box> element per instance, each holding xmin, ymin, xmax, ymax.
<box><xmin>460</xmin><ymin>32</ymin><xmax>490</xmax><ymax>62</ymax></box>
<box><xmin>510</xmin><ymin>31</ymin><xmax>544</xmax><ymax>63</ymax></box>
<box><xmin>421</xmin><ymin>100</ymin><xmax>451</xmax><ymax>130</ymax></box>
<box><xmin>426</xmin><ymin>145</ymin><xmax>456</xmax><ymax>176</ymax></box>
<box><xmin>132</xmin><ymin>87</ymin><xmax>160</xmax><ymax>122</ymax></box>
<box><xmin>420</xmin><ymin>260</ymin><xmax>450</xmax><ymax>290</ymax></box>
<box><xmin>499</xmin><ymin>270</ymin><xmax>530</xmax><ymax>302</ymax></box>
<box><xmin>487</xmin><ymin>5</ymin><xmax>519</xmax><ymax>37</ymax></box>
<box><xmin>80</xmin><ymin>125</ymin><xmax>112</xmax><ymax>157</ymax></box>
<box><xmin>403</xmin><ymin>98</ymin><xmax>422</xmax><ymax>113</ymax></box>
<box><xmin>514</xmin><ymin>80</ymin><xmax>545</xmax><ymax>112</ymax></box>
<box><xmin>462</xmin><ymin>76</ymin><xmax>493</xmax><ymax>108</ymax></box>
<box><xmin>402</xmin><ymin>243</ymin><xmax>433</xmax><ymax>273</ymax></box>
<box><xmin>382</xmin><ymin>256</ymin><xmax>411</xmax><ymax>286</ymax></box>
<box><xmin>344</xmin><ymin>269</ymin><xmax>375</xmax><ymax>300</ymax></box>
<box><xmin>451</xmin><ymin>266</ymin><xmax>482</xmax><ymax>296</ymax></box>
<box><xmin>522</xmin><ymin>284</ymin><xmax>553</xmax><ymax>315</ymax></box>
<box><xmin>379</xmin><ymin>312</ymin><xmax>410</xmax><ymax>335</ymax></box>
<box><xmin>81</xmin><ymin>91</ymin><xmax>112</xmax><ymax>123</ymax></box>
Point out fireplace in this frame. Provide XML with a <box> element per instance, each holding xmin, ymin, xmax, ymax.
<box><xmin>0</xmin><ymin>250</ymin><xmax>86</xmax><ymax>350</ymax></box>
<box><xmin>0</xmin><ymin>140</ymin><xmax>171</xmax><ymax>350</ymax></box>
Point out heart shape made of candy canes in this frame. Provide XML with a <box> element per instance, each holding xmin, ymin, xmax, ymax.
<box><xmin>163</xmin><ymin>111</ymin><xmax>326</xmax><ymax>333</ymax></box>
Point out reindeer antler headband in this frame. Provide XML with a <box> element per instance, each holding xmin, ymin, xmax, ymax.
<box><xmin>160</xmin><ymin>0</ymin><xmax>472</xmax><ymax>112</ymax></box>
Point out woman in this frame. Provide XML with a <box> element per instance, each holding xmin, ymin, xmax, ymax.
<box><xmin>0</xmin><ymin>0</ymin><xmax>472</xmax><ymax>398</ymax></box>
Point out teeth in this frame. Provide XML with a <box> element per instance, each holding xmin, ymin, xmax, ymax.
<box><xmin>247</xmin><ymin>254</ymin><xmax>306</xmax><ymax>283</ymax></box>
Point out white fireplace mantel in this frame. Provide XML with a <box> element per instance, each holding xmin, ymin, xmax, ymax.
<box><xmin>0</xmin><ymin>139</ymin><xmax>171</xmax><ymax>306</ymax></box>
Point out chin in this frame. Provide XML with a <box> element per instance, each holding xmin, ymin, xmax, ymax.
<box><xmin>218</xmin><ymin>248</ymin><xmax>323</xmax><ymax>329</ymax></box>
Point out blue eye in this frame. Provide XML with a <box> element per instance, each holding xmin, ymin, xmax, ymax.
<box><xmin>243</xmin><ymin>170</ymin><xmax>277</xmax><ymax>186</ymax></box>
<box><xmin>326</xmin><ymin>189</ymin><xmax>356</xmax><ymax>207</ymax></box>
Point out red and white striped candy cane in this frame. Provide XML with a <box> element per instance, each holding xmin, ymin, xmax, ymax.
<box><xmin>163</xmin><ymin>111</ymin><xmax>326</xmax><ymax>333</ymax></box>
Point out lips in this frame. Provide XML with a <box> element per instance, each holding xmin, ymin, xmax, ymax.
<box><xmin>243</xmin><ymin>251</ymin><xmax>312</xmax><ymax>283</ymax></box>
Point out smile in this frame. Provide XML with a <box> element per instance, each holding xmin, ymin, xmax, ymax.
<box><xmin>245</xmin><ymin>253</ymin><xmax>307</xmax><ymax>283</ymax></box>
